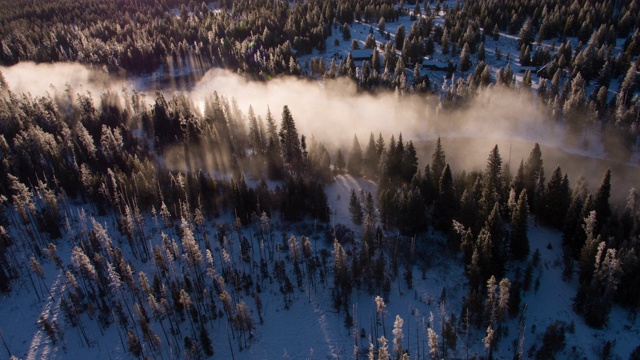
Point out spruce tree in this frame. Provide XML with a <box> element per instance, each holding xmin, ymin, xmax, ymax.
<box><xmin>419</xmin><ymin>165</ymin><xmax>438</xmax><ymax>206</ymax></box>
<box><xmin>349</xmin><ymin>189</ymin><xmax>364</xmax><ymax>226</ymax></box>
<box><xmin>479</xmin><ymin>145</ymin><xmax>504</xmax><ymax>222</ymax></box>
<box><xmin>486</xmin><ymin>202</ymin><xmax>506</xmax><ymax>276</ymax></box>
<box><xmin>593</xmin><ymin>169</ymin><xmax>612</xmax><ymax>233</ymax></box>
<box><xmin>335</xmin><ymin>148</ymin><xmax>346</xmax><ymax>173</ymax></box>
<box><xmin>431</xmin><ymin>137</ymin><xmax>446</xmax><ymax>185</ymax></box>
<box><xmin>401</xmin><ymin>141</ymin><xmax>418</xmax><ymax>183</ymax></box>
<box><xmin>392</xmin><ymin>315</ymin><xmax>404</xmax><ymax>357</ymax></box>
<box><xmin>433</xmin><ymin>164</ymin><xmax>457</xmax><ymax>231</ymax></box>
<box><xmin>395</xmin><ymin>24</ymin><xmax>405</xmax><ymax>51</ymax></box>
<box><xmin>364</xmin><ymin>133</ymin><xmax>378</xmax><ymax>178</ymax></box>
<box><xmin>563</xmin><ymin>73</ymin><xmax>588</xmax><ymax>134</ymax></box>
<box><xmin>342</xmin><ymin>23</ymin><xmax>351</xmax><ymax>41</ymax></box>
<box><xmin>348</xmin><ymin>135</ymin><xmax>363</xmax><ymax>176</ymax></box>
<box><xmin>279</xmin><ymin>105</ymin><xmax>303</xmax><ymax>171</ymax></box>
<box><xmin>199</xmin><ymin>323</ymin><xmax>214</xmax><ymax>356</ymax></box>
<box><xmin>578</xmin><ymin>211</ymin><xmax>600</xmax><ymax>287</ymax></box>
<box><xmin>518</xmin><ymin>18</ymin><xmax>534</xmax><ymax>48</ymax></box>
<box><xmin>563</xmin><ymin>177</ymin><xmax>589</xmax><ymax>257</ymax></box>
<box><xmin>478</xmin><ymin>42</ymin><xmax>485</xmax><ymax>61</ymax></box>
<box><xmin>541</xmin><ymin>166</ymin><xmax>569</xmax><ymax>228</ymax></box>
<box><xmin>127</xmin><ymin>330</ymin><xmax>142</xmax><ymax>358</ymax></box>
<box><xmin>265</xmin><ymin>107</ymin><xmax>284</xmax><ymax>179</ymax></box>
<box><xmin>247</xmin><ymin>106</ymin><xmax>263</xmax><ymax>152</ymax></box>
<box><xmin>460</xmin><ymin>43</ymin><xmax>472</xmax><ymax>72</ymax></box>
<box><xmin>523</xmin><ymin>143</ymin><xmax>543</xmax><ymax>209</ymax></box>
<box><xmin>364</xmin><ymin>192</ymin><xmax>376</xmax><ymax>221</ymax></box>
<box><xmin>510</xmin><ymin>190</ymin><xmax>529</xmax><ymax>261</ymax></box>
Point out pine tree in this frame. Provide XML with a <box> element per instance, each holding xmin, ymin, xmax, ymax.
<box><xmin>401</xmin><ymin>187</ymin><xmax>427</xmax><ymax>235</ymax></box>
<box><xmin>523</xmin><ymin>143</ymin><xmax>543</xmax><ymax>209</ymax></box>
<box><xmin>401</xmin><ymin>141</ymin><xmax>418</xmax><ymax>183</ymax></box>
<box><xmin>510</xmin><ymin>190</ymin><xmax>530</xmax><ymax>260</ymax></box>
<box><xmin>593</xmin><ymin>169</ymin><xmax>611</xmax><ymax>233</ymax></box>
<box><xmin>485</xmin><ymin>275</ymin><xmax>498</xmax><ymax>325</ymax></box>
<box><xmin>478</xmin><ymin>42</ymin><xmax>485</xmax><ymax>61</ymax></box>
<box><xmin>467</xmin><ymin>247</ymin><xmax>483</xmax><ymax>291</ymax></box>
<box><xmin>498</xmin><ymin>63</ymin><xmax>514</xmax><ymax>87</ymax></box>
<box><xmin>342</xmin><ymin>23</ymin><xmax>352</xmax><ymax>41</ymax></box>
<box><xmin>563</xmin><ymin>176</ymin><xmax>589</xmax><ymax>256</ymax></box>
<box><xmin>279</xmin><ymin>105</ymin><xmax>303</xmax><ymax>171</ymax></box>
<box><xmin>247</xmin><ymin>105</ymin><xmax>263</xmax><ymax>152</ymax></box>
<box><xmin>484</xmin><ymin>203</ymin><xmax>506</xmax><ymax>277</ymax></box>
<box><xmin>181</xmin><ymin>217</ymin><xmax>202</xmax><ymax>268</ymax></box>
<box><xmin>348</xmin><ymin>135</ymin><xmax>363</xmax><ymax>176</ymax></box>
<box><xmin>498</xmin><ymin>278</ymin><xmax>511</xmax><ymax>321</ymax></box>
<box><xmin>349</xmin><ymin>189</ymin><xmax>364</xmax><ymax>226</ymax></box>
<box><xmin>335</xmin><ymin>148</ymin><xmax>346</xmax><ymax>173</ymax></box>
<box><xmin>371</xmin><ymin>49</ymin><xmax>381</xmax><ymax>74</ymax></box>
<box><xmin>578</xmin><ymin>211</ymin><xmax>600</xmax><ymax>287</ymax></box>
<box><xmin>375</xmin><ymin>296</ymin><xmax>387</xmax><ymax>337</ymax></box>
<box><xmin>199</xmin><ymin>323</ymin><xmax>214</xmax><ymax>356</ymax></box>
<box><xmin>576</xmin><ymin>238</ymin><xmax>622</xmax><ymax>328</ymax></box>
<box><xmin>427</xmin><ymin>312</ymin><xmax>440</xmax><ymax>359</ymax></box>
<box><xmin>483</xmin><ymin>325</ymin><xmax>495</xmax><ymax>359</ymax></box>
<box><xmin>479</xmin><ymin>145</ymin><xmax>504</xmax><ymax>221</ymax></box>
<box><xmin>426</xmin><ymin>36</ymin><xmax>435</xmax><ymax>56</ymax></box>
<box><xmin>518</xmin><ymin>18</ymin><xmax>534</xmax><ymax>48</ymax></box>
<box><xmin>563</xmin><ymin>72</ymin><xmax>588</xmax><ymax>134</ymax></box>
<box><xmin>378</xmin><ymin>335</ymin><xmax>389</xmax><ymax>360</ymax></box>
<box><xmin>363</xmin><ymin>133</ymin><xmax>378</xmax><ymax>178</ymax></box>
<box><xmin>333</xmin><ymin>239</ymin><xmax>350</xmax><ymax>304</ymax></box>
<box><xmin>433</xmin><ymin>164</ymin><xmax>457</xmax><ymax>231</ymax></box>
<box><xmin>265</xmin><ymin>107</ymin><xmax>284</xmax><ymax>179</ymax></box>
<box><xmin>618</xmin><ymin>63</ymin><xmax>637</xmax><ymax>107</ymax></box>
<box><xmin>378</xmin><ymin>17</ymin><xmax>386</xmax><ymax>35</ymax></box>
<box><xmin>127</xmin><ymin>330</ymin><xmax>142</xmax><ymax>358</ymax></box>
<box><xmin>395</xmin><ymin>24</ymin><xmax>405</xmax><ymax>51</ymax></box>
<box><xmin>368</xmin><ymin>337</ymin><xmax>376</xmax><ymax>360</ymax></box>
<box><xmin>541</xmin><ymin>166</ymin><xmax>569</xmax><ymax>228</ymax></box>
<box><xmin>392</xmin><ymin>315</ymin><xmax>404</xmax><ymax>357</ymax></box>
<box><xmin>460</xmin><ymin>43</ymin><xmax>472</xmax><ymax>72</ymax></box>
<box><xmin>522</xmin><ymin>70</ymin><xmax>532</xmax><ymax>90</ymax></box>
<box><xmin>431</xmin><ymin>137</ymin><xmax>446</xmax><ymax>184</ymax></box>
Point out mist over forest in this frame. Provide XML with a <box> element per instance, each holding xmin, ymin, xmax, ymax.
<box><xmin>1</xmin><ymin>0</ymin><xmax>640</xmax><ymax>359</ymax></box>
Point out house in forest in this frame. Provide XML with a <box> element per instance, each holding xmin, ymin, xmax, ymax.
<box><xmin>422</xmin><ymin>59</ymin><xmax>449</xmax><ymax>71</ymax></box>
<box><xmin>350</xmin><ymin>49</ymin><xmax>374</xmax><ymax>62</ymax></box>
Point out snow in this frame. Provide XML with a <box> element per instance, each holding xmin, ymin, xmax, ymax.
<box><xmin>325</xmin><ymin>175</ymin><xmax>377</xmax><ymax>229</ymax></box>
<box><xmin>2</xmin><ymin>3</ymin><xmax>640</xmax><ymax>360</ymax></box>
<box><xmin>3</xmin><ymin>172</ymin><xmax>639</xmax><ymax>360</ymax></box>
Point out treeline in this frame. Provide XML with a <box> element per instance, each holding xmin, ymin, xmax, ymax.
<box><xmin>2</xmin><ymin>76</ymin><xmax>638</xmax><ymax>328</ymax></box>
<box><xmin>338</xmin><ymin>131</ymin><xmax>639</xmax><ymax>330</ymax></box>
<box><xmin>315</xmin><ymin>0</ymin><xmax>639</xmax><ymax>157</ymax></box>
<box><xmin>0</xmin><ymin>84</ymin><xmax>639</xmax><ymax>358</ymax></box>
<box><xmin>434</xmin><ymin>0</ymin><xmax>640</xmax><ymax>156</ymax></box>
<box><xmin>0</xmin><ymin>81</ymin><xmax>339</xmax><ymax>294</ymax></box>
<box><xmin>0</xmin><ymin>0</ymin><xmax>399</xmax><ymax>75</ymax></box>
<box><xmin>1</xmin><ymin>0</ymin><xmax>639</xmax><ymax>155</ymax></box>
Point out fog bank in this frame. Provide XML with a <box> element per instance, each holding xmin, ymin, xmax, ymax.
<box><xmin>1</xmin><ymin>62</ymin><xmax>125</xmax><ymax>98</ymax></box>
<box><xmin>1</xmin><ymin>62</ymin><xmax>636</xmax><ymax>204</ymax></box>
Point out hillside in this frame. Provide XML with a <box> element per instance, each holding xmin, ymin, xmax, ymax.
<box><xmin>1</xmin><ymin>0</ymin><xmax>640</xmax><ymax>359</ymax></box>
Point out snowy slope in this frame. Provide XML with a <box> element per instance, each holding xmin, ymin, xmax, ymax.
<box><xmin>2</xmin><ymin>171</ymin><xmax>639</xmax><ymax>360</ymax></box>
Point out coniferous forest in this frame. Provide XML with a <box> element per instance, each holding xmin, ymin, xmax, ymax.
<box><xmin>1</xmin><ymin>0</ymin><xmax>640</xmax><ymax>359</ymax></box>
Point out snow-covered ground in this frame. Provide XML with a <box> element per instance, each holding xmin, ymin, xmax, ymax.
<box><xmin>1</xmin><ymin>3</ymin><xmax>639</xmax><ymax>359</ymax></box>
<box><xmin>2</xmin><ymin>173</ymin><xmax>639</xmax><ymax>360</ymax></box>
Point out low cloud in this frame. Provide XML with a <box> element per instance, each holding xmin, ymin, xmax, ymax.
<box><xmin>1</xmin><ymin>62</ymin><xmax>125</xmax><ymax>98</ymax></box>
<box><xmin>1</xmin><ymin>63</ymin><xmax>635</xmax><ymax>203</ymax></box>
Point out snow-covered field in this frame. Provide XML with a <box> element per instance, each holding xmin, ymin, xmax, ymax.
<box><xmin>2</xmin><ymin>173</ymin><xmax>639</xmax><ymax>360</ymax></box>
<box><xmin>1</xmin><ymin>3</ymin><xmax>639</xmax><ymax>359</ymax></box>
